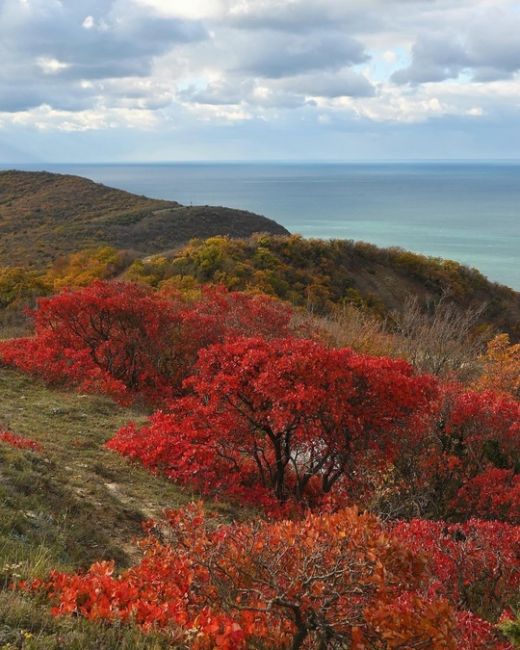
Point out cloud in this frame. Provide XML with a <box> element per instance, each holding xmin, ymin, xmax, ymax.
<box><xmin>178</xmin><ymin>67</ymin><xmax>374</xmax><ymax>114</ymax></box>
<box><xmin>0</xmin><ymin>103</ymin><xmax>161</xmax><ymax>132</ymax></box>
<box><xmin>273</xmin><ymin>69</ymin><xmax>375</xmax><ymax>99</ymax></box>
<box><xmin>0</xmin><ymin>0</ymin><xmax>207</xmax><ymax>111</ymax></box>
<box><xmin>0</xmin><ymin>0</ymin><xmax>518</xmax><ymax>160</ymax></box>
<box><xmin>235</xmin><ymin>32</ymin><xmax>368</xmax><ymax>78</ymax></box>
<box><xmin>392</xmin><ymin>6</ymin><xmax>520</xmax><ymax>84</ymax></box>
<box><xmin>227</xmin><ymin>0</ymin><xmax>367</xmax><ymax>32</ymax></box>
<box><xmin>179</xmin><ymin>79</ymin><xmax>253</xmax><ymax>106</ymax></box>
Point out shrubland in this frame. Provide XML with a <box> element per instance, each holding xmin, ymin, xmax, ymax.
<box><xmin>2</xmin><ymin>234</ymin><xmax>519</xmax><ymax>343</ymax></box>
<box><xmin>0</xmin><ymin>282</ymin><xmax>295</xmax><ymax>405</ymax></box>
<box><xmin>124</xmin><ymin>234</ymin><xmax>520</xmax><ymax>339</ymax></box>
<box><xmin>0</xmin><ymin>252</ymin><xmax>518</xmax><ymax>647</ymax></box>
<box><xmin>0</xmin><ymin>171</ymin><xmax>288</xmax><ymax>269</ymax></box>
<box><xmin>0</xmin><ymin>277</ymin><xmax>519</xmax><ymax>648</ymax></box>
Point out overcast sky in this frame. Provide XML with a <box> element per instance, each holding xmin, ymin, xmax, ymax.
<box><xmin>1</xmin><ymin>0</ymin><xmax>519</xmax><ymax>162</ymax></box>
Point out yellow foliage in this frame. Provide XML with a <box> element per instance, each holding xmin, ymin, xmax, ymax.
<box><xmin>46</xmin><ymin>247</ymin><xmax>131</xmax><ymax>290</ymax></box>
<box><xmin>475</xmin><ymin>333</ymin><xmax>520</xmax><ymax>398</ymax></box>
<box><xmin>0</xmin><ymin>266</ymin><xmax>50</xmax><ymax>309</ymax></box>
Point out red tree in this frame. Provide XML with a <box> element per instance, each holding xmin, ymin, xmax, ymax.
<box><xmin>108</xmin><ymin>337</ymin><xmax>438</xmax><ymax>509</ymax></box>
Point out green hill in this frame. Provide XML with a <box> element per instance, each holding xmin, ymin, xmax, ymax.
<box><xmin>0</xmin><ymin>170</ymin><xmax>289</xmax><ymax>267</ymax></box>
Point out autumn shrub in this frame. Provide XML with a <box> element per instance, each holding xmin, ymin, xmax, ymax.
<box><xmin>0</xmin><ymin>266</ymin><xmax>50</xmax><ymax>311</ymax></box>
<box><xmin>0</xmin><ymin>266</ymin><xmax>51</xmax><ymax>338</ymax></box>
<box><xmin>0</xmin><ymin>281</ymin><xmax>181</xmax><ymax>403</ymax></box>
<box><xmin>391</xmin><ymin>295</ymin><xmax>487</xmax><ymax>380</ymax></box>
<box><xmin>392</xmin><ymin>518</ymin><xmax>520</xmax><ymax>621</ymax></box>
<box><xmin>46</xmin><ymin>246</ymin><xmax>133</xmax><ymax>290</ymax></box>
<box><xmin>0</xmin><ymin>281</ymin><xmax>294</xmax><ymax>404</ymax></box>
<box><xmin>429</xmin><ymin>388</ymin><xmax>520</xmax><ymax>522</ymax></box>
<box><xmin>378</xmin><ymin>385</ymin><xmax>520</xmax><ymax>522</ymax></box>
<box><xmin>108</xmin><ymin>336</ymin><xmax>438</xmax><ymax>511</ymax></box>
<box><xmin>475</xmin><ymin>333</ymin><xmax>520</xmax><ymax>398</ymax></box>
<box><xmin>299</xmin><ymin>303</ymin><xmax>398</xmax><ymax>358</ymax></box>
<box><xmin>499</xmin><ymin>611</ymin><xmax>520</xmax><ymax>648</ymax></box>
<box><xmin>25</xmin><ymin>504</ymin><xmax>469</xmax><ymax>650</ymax></box>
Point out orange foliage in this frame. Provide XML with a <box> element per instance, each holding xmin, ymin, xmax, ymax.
<box><xmin>25</xmin><ymin>504</ymin><xmax>463</xmax><ymax>649</ymax></box>
<box><xmin>46</xmin><ymin>246</ymin><xmax>132</xmax><ymax>290</ymax></box>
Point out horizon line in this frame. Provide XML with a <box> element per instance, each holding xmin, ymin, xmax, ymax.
<box><xmin>3</xmin><ymin>158</ymin><xmax>520</xmax><ymax>166</ymax></box>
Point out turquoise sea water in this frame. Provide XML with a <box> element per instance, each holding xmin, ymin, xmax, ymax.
<box><xmin>9</xmin><ymin>162</ymin><xmax>520</xmax><ymax>290</ymax></box>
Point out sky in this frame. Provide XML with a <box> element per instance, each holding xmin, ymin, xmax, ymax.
<box><xmin>1</xmin><ymin>0</ymin><xmax>520</xmax><ymax>162</ymax></box>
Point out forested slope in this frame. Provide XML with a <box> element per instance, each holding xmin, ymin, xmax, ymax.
<box><xmin>127</xmin><ymin>235</ymin><xmax>520</xmax><ymax>339</ymax></box>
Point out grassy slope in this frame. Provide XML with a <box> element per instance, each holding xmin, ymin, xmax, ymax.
<box><xmin>0</xmin><ymin>171</ymin><xmax>289</xmax><ymax>268</ymax></box>
<box><xmin>0</xmin><ymin>367</ymin><xmax>204</xmax><ymax>648</ymax></box>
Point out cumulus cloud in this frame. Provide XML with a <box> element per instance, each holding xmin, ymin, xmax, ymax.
<box><xmin>392</xmin><ymin>7</ymin><xmax>520</xmax><ymax>84</ymax></box>
<box><xmin>275</xmin><ymin>69</ymin><xmax>375</xmax><ymax>99</ymax></box>
<box><xmin>0</xmin><ymin>0</ymin><xmax>518</xmax><ymax>151</ymax></box>
<box><xmin>179</xmin><ymin>79</ymin><xmax>253</xmax><ymax>106</ymax></box>
<box><xmin>179</xmin><ymin>67</ymin><xmax>374</xmax><ymax>112</ymax></box>
<box><xmin>235</xmin><ymin>32</ymin><xmax>368</xmax><ymax>78</ymax></box>
<box><xmin>0</xmin><ymin>0</ymin><xmax>207</xmax><ymax>111</ymax></box>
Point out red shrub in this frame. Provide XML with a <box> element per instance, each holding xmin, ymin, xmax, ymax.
<box><xmin>453</xmin><ymin>468</ymin><xmax>520</xmax><ymax>523</ymax></box>
<box><xmin>0</xmin><ymin>282</ymin><xmax>294</xmax><ymax>405</ymax></box>
<box><xmin>108</xmin><ymin>337</ymin><xmax>438</xmax><ymax>510</ymax></box>
<box><xmin>388</xmin><ymin>385</ymin><xmax>520</xmax><ymax>523</ymax></box>
<box><xmin>392</xmin><ymin>518</ymin><xmax>520</xmax><ymax>621</ymax></box>
<box><xmin>433</xmin><ymin>388</ymin><xmax>520</xmax><ymax>522</ymax></box>
<box><xmin>25</xmin><ymin>505</ymin><xmax>462</xmax><ymax>650</ymax></box>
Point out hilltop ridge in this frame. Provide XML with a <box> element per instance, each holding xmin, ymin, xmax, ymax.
<box><xmin>0</xmin><ymin>170</ymin><xmax>289</xmax><ymax>267</ymax></box>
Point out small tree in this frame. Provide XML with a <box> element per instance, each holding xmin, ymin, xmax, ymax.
<box><xmin>108</xmin><ymin>337</ymin><xmax>437</xmax><ymax>509</ymax></box>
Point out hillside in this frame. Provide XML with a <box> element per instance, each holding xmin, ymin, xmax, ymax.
<box><xmin>0</xmin><ymin>287</ymin><xmax>518</xmax><ymax>648</ymax></box>
<box><xmin>0</xmin><ymin>171</ymin><xmax>289</xmax><ymax>267</ymax></box>
<box><xmin>127</xmin><ymin>235</ymin><xmax>520</xmax><ymax>340</ymax></box>
<box><xmin>0</xmin><ymin>366</ymin><xmax>246</xmax><ymax>648</ymax></box>
<box><xmin>0</xmin><ymin>170</ymin><xmax>518</xmax><ymax>341</ymax></box>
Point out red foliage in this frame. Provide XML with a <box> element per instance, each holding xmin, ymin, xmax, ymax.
<box><xmin>421</xmin><ymin>387</ymin><xmax>520</xmax><ymax>523</ymax></box>
<box><xmin>108</xmin><ymin>337</ymin><xmax>438</xmax><ymax>511</ymax></box>
<box><xmin>0</xmin><ymin>282</ymin><xmax>294</xmax><ymax>404</ymax></box>
<box><xmin>174</xmin><ymin>283</ymin><xmax>297</xmax><ymax>344</ymax></box>
<box><xmin>0</xmin><ymin>430</ymin><xmax>42</xmax><ymax>452</ymax></box>
<box><xmin>392</xmin><ymin>518</ymin><xmax>520</xmax><ymax>623</ymax></box>
<box><xmin>454</xmin><ymin>468</ymin><xmax>520</xmax><ymax>523</ymax></box>
<box><xmin>25</xmin><ymin>504</ymin><xmax>463</xmax><ymax>649</ymax></box>
<box><xmin>455</xmin><ymin>610</ymin><xmax>512</xmax><ymax>650</ymax></box>
<box><xmin>0</xmin><ymin>281</ymin><xmax>178</xmax><ymax>403</ymax></box>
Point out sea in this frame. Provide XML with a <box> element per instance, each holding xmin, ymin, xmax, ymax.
<box><xmin>7</xmin><ymin>162</ymin><xmax>520</xmax><ymax>291</ymax></box>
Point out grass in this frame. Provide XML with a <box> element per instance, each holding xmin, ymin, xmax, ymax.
<box><xmin>0</xmin><ymin>367</ymin><xmax>203</xmax><ymax>648</ymax></box>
